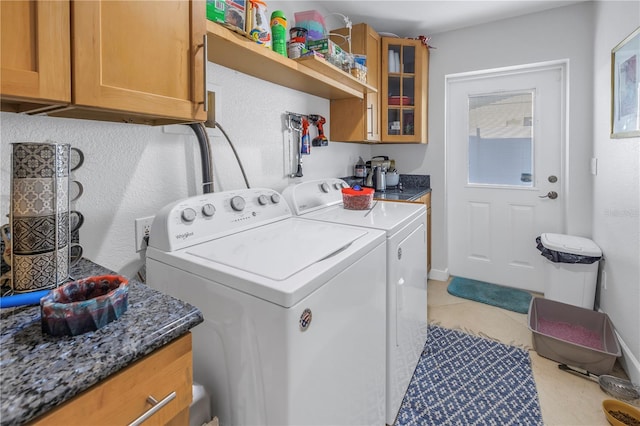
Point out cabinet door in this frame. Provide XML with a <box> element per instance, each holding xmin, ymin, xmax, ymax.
<box><xmin>381</xmin><ymin>38</ymin><xmax>428</xmax><ymax>143</ymax></box>
<box><xmin>71</xmin><ymin>0</ymin><xmax>206</xmax><ymax>122</ymax></box>
<box><xmin>0</xmin><ymin>1</ymin><xmax>70</xmax><ymax>111</ymax></box>
<box><xmin>330</xmin><ymin>23</ymin><xmax>380</xmax><ymax>142</ymax></box>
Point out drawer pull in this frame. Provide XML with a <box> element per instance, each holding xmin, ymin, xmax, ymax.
<box><xmin>128</xmin><ymin>391</ymin><xmax>176</xmax><ymax>426</ymax></box>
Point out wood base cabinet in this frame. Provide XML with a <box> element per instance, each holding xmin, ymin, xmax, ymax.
<box><xmin>31</xmin><ymin>333</ymin><xmax>193</xmax><ymax>426</ymax></box>
<box><xmin>381</xmin><ymin>37</ymin><xmax>429</xmax><ymax>143</ymax></box>
<box><xmin>330</xmin><ymin>23</ymin><xmax>381</xmax><ymax>143</ymax></box>
<box><xmin>416</xmin><ymin>192</ymin><xmax>432</xmax><ymax>272</ymax></box>
<box><xmin>1</xmin><ymin>0</ymin><xmax>206</xmax><ymax>125</ymax></box>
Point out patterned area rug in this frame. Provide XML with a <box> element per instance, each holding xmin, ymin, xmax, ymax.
<box><xmin>447</xmin><ymin>276</ymin><xmax>533</xmax><ymax>314</ymax></box>
<box><xmin>395</xmin><ymin>325</ymin><xmax>543</xmax><ymax>426</ymax></box>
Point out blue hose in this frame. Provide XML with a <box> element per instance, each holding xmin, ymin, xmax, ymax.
<box><xmin>0</xmin><ymin>289</ymin><xmax>51</xmax><ymax>309</ymax></box>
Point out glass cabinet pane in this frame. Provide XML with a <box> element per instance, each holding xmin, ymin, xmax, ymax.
<box><xmin>387</xmin><ymin>45</ymin><xmax>401</xmax><ymax>73</ymax></box>
<box><xmin>388</xmin><ymin>76</ymin><xmax>400</xmax><ymax>97</ymax></box>
<box><xmin>403</xmin><ymin>46</ymin><xmax>415</xmax><ymax>73</ymax></box>
<box><xmin>388</xmin><ymin>109</ymin><xmax>401</xmax><ymax>135</ymax></box>
<box><xmin>402</xmin><ymin>77</ymin><xmax>415</xmax><ymax>106</ymax></box>
<box><xmin>403</xmin><ymin>109</ymin><xmax>415</xmax><ymax>135</ymax></box>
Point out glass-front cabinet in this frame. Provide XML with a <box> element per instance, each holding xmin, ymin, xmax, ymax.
<box><xmin>381</xmin><ymin>38</ymin><xmax>429</xmax><ymax>143</ymax></box>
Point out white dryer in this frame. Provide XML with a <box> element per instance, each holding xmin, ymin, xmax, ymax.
<box><xmin>146</xmin><ymin>188</ymin><xmax>386</xmax><ymax>426</ymax></box>
<box><xmin>282</xmin><ymin>178</ymin><xmax>428</xmax><ymax>425</ymax></box>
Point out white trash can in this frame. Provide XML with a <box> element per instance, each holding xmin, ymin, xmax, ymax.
<box><xmin>537</xmin><ymin>233</ymin><xmax>602</xmax><ymax>310</ymax></box>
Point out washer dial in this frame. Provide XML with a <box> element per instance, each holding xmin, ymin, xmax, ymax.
<box><xmin>181</xmin><ymin>207</ymin><xmax>197</xmax><ymax>222</ymax></box>
<box><xmin>202</xmin><ymin>203</ymin><xmax>216</xmax><ymax>217</ymax></box>
<box><xmin>230</xmin><ymin>196</ymin><xmax>246</xmax><ymax>211</ymax></box>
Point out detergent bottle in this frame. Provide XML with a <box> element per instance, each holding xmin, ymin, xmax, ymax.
<box><xmin>270</xmin><ymin>10</ymin><xmax>287</xmax><ymax>57</ymax></box>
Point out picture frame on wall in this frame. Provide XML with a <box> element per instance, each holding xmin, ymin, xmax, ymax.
<box><xmin>611</xmin><ymin>27</ymin><xmax>640</xmax><ymax>138</ymax></box>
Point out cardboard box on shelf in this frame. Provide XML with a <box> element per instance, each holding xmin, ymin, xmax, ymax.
<box><xmin>206</xmin><ymin>0</ymin><xmax>247</xmax><ymax>34</ymax></box>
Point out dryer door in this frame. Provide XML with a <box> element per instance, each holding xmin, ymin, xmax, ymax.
<box><xmin>387</xmin><ymin>221</ymin><xmax>428</xmax><ymax>424</ymax></box>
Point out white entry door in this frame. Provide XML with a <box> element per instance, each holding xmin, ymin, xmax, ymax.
<box><xmin>446</xmin><ymin>62</ymin><xmax>567</xmax><ymax>292</ymax></box>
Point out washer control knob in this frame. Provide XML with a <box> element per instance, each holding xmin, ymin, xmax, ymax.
<box><xmin>202</xmin><ymin>203</ymin><xmax>216</xmax><ymax>217</ymax></box>
<box><xmin>271</xmin><ymin>193</ymin><xmax>281</xmax><ymax>204</ymax></box>
<box><xmin>258</xmin><ymin>195</ymin><xmax>269</xmax><ymax>205</ymax></box>
<box><xmin>181</xmin><ymin>207</ymin><xmax>197</xmax><ymax>222</ymax></box>
<box><xmin>334</xmin><ymin>183</ymin><xmax>342</xmax><ymax>190</ymax></box>
<box><xmin>320</xmin><ymin>182</ymin><xmax>330</xmax><ymax>193</ymax></box>
<box><xmin>230</xmin><ymin>196</ymin><xmax>246</xmax><ymax>211</ymax></box>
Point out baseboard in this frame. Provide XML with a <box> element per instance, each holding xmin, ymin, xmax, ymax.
<box><xmin>616</xmin><ymin>330</ymin><xmax>640</xmax><ymax>383</ymax></box>
<box><xmin>428</xmin><ymin>268</ymin><xmax>450</xmax><ymax>282</ymax></box>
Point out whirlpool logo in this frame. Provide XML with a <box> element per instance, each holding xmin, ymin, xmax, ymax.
<box><xmin>175</xmin><ymin>232</ymin><xmax>194</xmax><ymax>240</ymax></box>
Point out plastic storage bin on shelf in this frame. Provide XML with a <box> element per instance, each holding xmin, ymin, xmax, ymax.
<box><xmin>528</xmin><ymin>297</ymin><xmax>620</xmax><ymax>375</ymax></box>
<box><xmin>536</xmin><ymin>233</ymin><xmax>602</xmax><ymax>310</ymax></box>
<box><xmin>294</xmin><ymin>10</ymin><xmax>326</xmax><ymax>41</ymax></box>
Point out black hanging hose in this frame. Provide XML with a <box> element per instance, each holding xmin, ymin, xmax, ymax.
<box><xmin>188</xmin><ymin>122</ymin><xmax>214</xmax><ymax>194</ymax></box>
<box><xmin>214</xmin><ymin>121</ymin><xmax>250</xmax><ymax>189</ymax></box>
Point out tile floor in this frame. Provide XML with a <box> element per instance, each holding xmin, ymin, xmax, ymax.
<box><xmin>427</xmin><ymin>278</ymin><xmax>628</xmax><ymax>426</ymax></box>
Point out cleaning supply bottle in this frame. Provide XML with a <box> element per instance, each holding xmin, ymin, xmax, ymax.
<box><xmin>270</xmin><ymin>10</ymin><xmax>287</xmax><ymax>57</ymax></box>
<box><xmin>301</xmin><ymin>117</ymin><xmax>311</xmax><ymax>155</ymax></box>
<box><xmin>248</xmin><ymin>0</ymin><xmax>271</xmax><ymax>48</ymax></box>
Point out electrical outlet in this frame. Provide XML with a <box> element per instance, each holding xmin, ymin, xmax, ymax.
<box><xmin>135</xmin><ymin>216</ymin><xmax>154</xmax><ymax>252</ymax></box>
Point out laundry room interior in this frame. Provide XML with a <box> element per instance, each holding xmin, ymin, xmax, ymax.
<box><xmin>1</xmin><ymin>1</ymin><xmax>639</xmax><ymax>425</ymax></box>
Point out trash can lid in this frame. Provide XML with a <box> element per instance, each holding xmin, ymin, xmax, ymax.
<box><xmin>540</xmin><ymin>233</ymin><xmax>602</xmax><ymax>257</ymax></box>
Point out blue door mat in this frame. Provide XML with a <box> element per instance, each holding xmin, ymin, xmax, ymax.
<box><xmin>447</xmin><ymin>276</ymin><xmax>532</xmax><ymax>314</ymax></box>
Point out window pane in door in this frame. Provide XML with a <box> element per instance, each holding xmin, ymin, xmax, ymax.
<box><xmin>468</xmin><ymin>91</ymin><xmax>534</xmax><ymax>187</ymax></box>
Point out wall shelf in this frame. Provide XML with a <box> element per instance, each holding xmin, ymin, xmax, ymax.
<box><xmin>206</xmin><ymin>22</ymin><xmax>375</xmax><ymax>100</ymax></box>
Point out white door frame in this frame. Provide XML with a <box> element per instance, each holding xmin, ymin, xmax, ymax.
<box><xmin>444</xmin><ymin>60</ymin><xmax>569</xmax><ymax>283</ymax></box>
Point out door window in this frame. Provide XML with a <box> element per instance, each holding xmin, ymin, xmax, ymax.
<box><xmin>468</xmin><ymin>91</ymin><xmax>534</xmax><ymax>187</ymax></box>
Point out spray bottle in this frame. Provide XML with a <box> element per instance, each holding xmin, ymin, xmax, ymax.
<box><xmin>301</xmin><ymin>117</ymin><xmax>311</xmax><ymax>155</ymax></box>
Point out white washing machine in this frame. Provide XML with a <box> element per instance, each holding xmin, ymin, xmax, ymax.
<box><xmin>146</xmin><ymin>188</ymin><xmax>386</xmax><ymax>426</ymax></box>
<box><xmin>282</xmin><ymin>178</ymin><xmax>428</xmax><ymax>425</ymax></box>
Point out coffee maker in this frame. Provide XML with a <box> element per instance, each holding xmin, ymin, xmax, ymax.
<box><xmin>364</xmin><ymin>156</ymin><xmax>394</xmax><ymax>190</ymax></box>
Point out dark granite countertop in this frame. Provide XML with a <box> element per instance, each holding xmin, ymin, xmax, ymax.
<box><xmin>0</xmin><ymin>259</ymin><xmax>203</xmax><ymax>425</ymax></box>
<box><xmin>341</xmin><ymin>174</ymin><xmax>431</xmax><ymax>202</ymax></box>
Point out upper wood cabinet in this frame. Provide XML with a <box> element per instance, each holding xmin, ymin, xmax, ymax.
<box><xmin>381</xmin><ymin>37</ymin><xmax>429</xmax><ymax>143</ymax></box>
<box><xmin>329</xmin><ymin>23</ymin><xmax>381</xmax><ymax>143</ymax></box>
<box><xmin>0</xmin><ymin>1</ymin><xmax>71</xmax><ymax>113</ymax></box>
<box><xmin>1</xmin><ymin>0</ymin><xmax>207</xmax><ymax>125</ymax></box>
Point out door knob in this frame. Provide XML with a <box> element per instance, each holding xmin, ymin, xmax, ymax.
<box><xmin>539</xmin><ymin>191</ymin><xmax>558</xmax><ymax>199</ymax></box>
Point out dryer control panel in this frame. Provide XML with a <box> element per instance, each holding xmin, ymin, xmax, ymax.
<box><xmin>149</xmin><ymin>188</ymin><xmax>292</xmax><ymax>251</ymax></box>
<box><xmin>282</xmin><ymin>178</ymin><xmax>349</xmax><ymax>215</ymax></box>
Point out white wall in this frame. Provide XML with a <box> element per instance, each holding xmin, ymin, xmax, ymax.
<box><xmin>591</xmin><ymin>1</ymin><xmax>640</xmax><ymax>383</ymax></box>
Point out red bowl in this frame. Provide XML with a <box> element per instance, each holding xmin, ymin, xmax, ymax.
<box><xmin>388</xmin><ymin>96</ymin><xmax>411</xmax><ymax>106</ymax></box>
